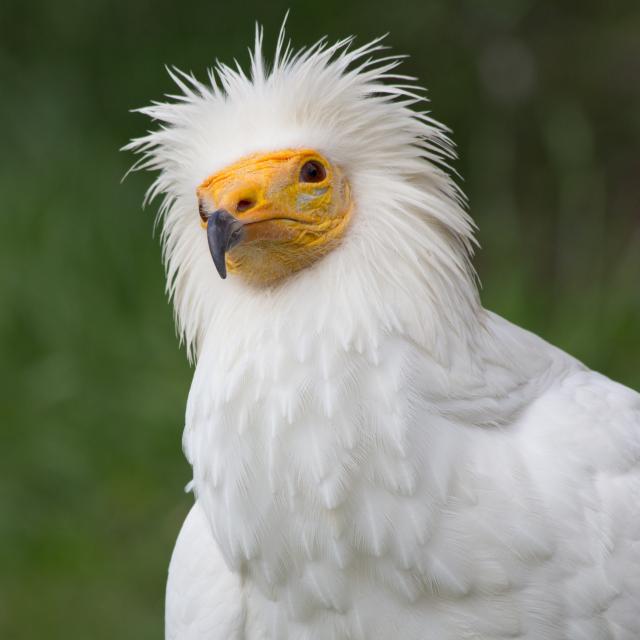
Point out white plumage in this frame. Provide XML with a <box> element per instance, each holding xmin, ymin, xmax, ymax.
<box><xmin>129</xmin><ymin>25</ymin><xmax>640</xmax><ymax>640</ymax></box>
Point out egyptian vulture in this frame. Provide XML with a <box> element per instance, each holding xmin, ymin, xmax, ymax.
<box><xmin>128</xmin><ymin>26</ymin><xmax>640</xmax><ymax>640</ymax></box>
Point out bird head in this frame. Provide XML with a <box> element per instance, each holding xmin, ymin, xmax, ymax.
<box><xmin>197</xmin><ymin>148</ymin><xmax>352</xmax><ymax>285</ymax></box>
<box><xmin>128</xmin><ymin>25</ymin><xmax>480</xmax><ymax>360</ymax></box>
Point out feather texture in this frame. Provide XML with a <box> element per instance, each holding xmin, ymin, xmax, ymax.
<box><xmin>130</xmin><ymin>24</ymin><xmax>640</xmax><ymax>640</ymax></box>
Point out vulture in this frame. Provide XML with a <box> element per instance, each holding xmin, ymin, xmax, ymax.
<box><xmin>128</xmin><ymin>25</ymin><xmax>640</xmax><ymax>640</ymax></box>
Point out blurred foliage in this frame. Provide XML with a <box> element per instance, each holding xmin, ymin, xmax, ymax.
<box><xmin>1</xmin><ymin>0</ymin><xmax>638</xmax><ymax>637</ymax></box>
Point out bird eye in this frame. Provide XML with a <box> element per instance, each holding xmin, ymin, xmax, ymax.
<box><xmin>198</xmin><ymin>200</ymin><xmax>208</xmax><ymax>223</ymax></box>
<box><xmin>299</xmin><ymin>160</ymin><xmax>326</xmax><ymax>183</ymax></box>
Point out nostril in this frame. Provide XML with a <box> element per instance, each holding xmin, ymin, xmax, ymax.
<box><xmin>236</xmin><ymin>199</ymin><xmax>254</xmax><ymax>213</ymax></box>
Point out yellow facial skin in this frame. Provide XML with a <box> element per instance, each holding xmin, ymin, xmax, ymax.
<box><xmin>197</xmin><ymin>149</ymin><xmax>352</xmax><ymax>286</ymax></box>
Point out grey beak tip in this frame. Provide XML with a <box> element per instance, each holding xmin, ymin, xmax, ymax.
<box><xmin>206</xmin><ymin>209</ymin><xmax>244</xmax><ymax>280</ymax></box>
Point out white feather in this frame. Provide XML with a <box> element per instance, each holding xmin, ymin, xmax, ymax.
<box><xmin>130</xmin><ymin>24</ymin><xmax>640</xmax><ymax>640</ymax></box>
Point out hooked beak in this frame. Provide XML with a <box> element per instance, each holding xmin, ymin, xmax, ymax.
<box><xmin>206</xmin><ymin>209</ymin><xmax>245</xmax><ymax>279</ymax></box>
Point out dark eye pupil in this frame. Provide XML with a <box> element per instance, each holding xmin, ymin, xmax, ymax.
<box><xmin>198</xmin><ymin>200</ymin><xmax>208</xmax><ymax>223</ymax></box>
<box><xmin>299</xmin><ymin>160</ymin><xmax>326</xmax><ymax>183</ymax></box>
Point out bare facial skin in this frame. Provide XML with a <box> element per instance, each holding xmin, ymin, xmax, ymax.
<box><xmin>197</xmin><ymin>149</ymin><xmax>353</xmax><ymax>286</ymax></box>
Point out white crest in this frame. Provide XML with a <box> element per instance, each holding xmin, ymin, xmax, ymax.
<box><xmin>127</xmin><ymin>24</ymin><xmax>481</xmax><ymax>362</ymax></box>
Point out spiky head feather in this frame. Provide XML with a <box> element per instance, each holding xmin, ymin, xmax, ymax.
<box><xmin>127</xmin><ymin>25</ymin><xmax>481</xmax><ymax>362</ymax></box>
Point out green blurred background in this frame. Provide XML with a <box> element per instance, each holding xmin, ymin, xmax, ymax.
<box><xmin>1</xmin><ymin>0</ymin><xmax>639</xmax><ymax>637</ymax></box>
